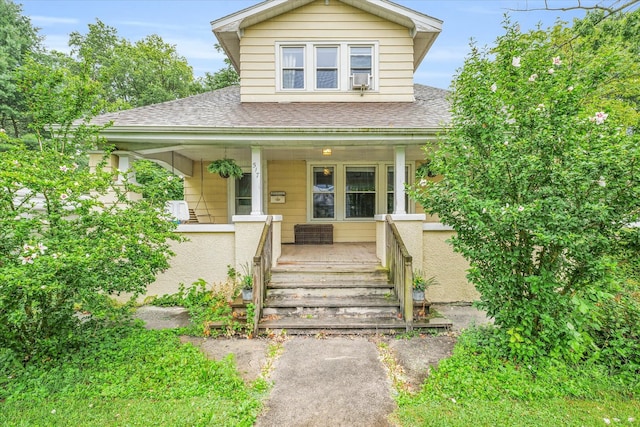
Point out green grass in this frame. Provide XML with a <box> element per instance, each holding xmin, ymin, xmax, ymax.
<box><xmin>392</xmin><ymin>327</ymin><xmax>640</xmax><ymax>427</ymax></box>
<box><xmin>0</xmin><ymin>322</ymin><xmax>264</xmax><ymax>426</ymax></box>
<box><xmin>394</xmin><ymin>398</ymin><xmax>638</xmax><ymax>427</ymax></box>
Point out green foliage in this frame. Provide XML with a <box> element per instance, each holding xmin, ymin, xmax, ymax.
<box><xmin>0</xmin><ymin>0</ymin><xmax>41</xmax><ymax>137</ymax></box>
<box><xmin>195</xmin><ymin>44</ymin><xmax>239</xmax><ymax>92</ymax></box>
<box><xmin>151</xmin><ymin>279</ymin><xmax>254</xmax><ymax>338</ymax></box>
<box><xmin>412</xmin><ymin>269</ymin><xmax>438</xmax><ymax>291</ymax></box>
<box><xmin>69</xmin><ymin>19</ymin><xmax>197</xmax><ymax>110</ymax></box>
<box><xmin>395</xmin><ymin>326</ymin><xmax>639</xmax><ymax>426</ymax></box>
<box><xmin>411</xmin><ymin>15</ymin><xmax>640</xmax><ymax>362</ymax></box>
<box><xmin>0</xmin><ymin>323</ymin><xmax>262</xmax><ymax>425</ymax></box>
<box><xmin>133</xmin><ymin>159</ymin><xmax>184</xmax><ymax>202</ymax></box>
<box><xmin>0</xmin><ymin>141</ymin><xmax>180</xmax><ymax>359</ymax></box>
<box><xmin>207</xmin><ymin>158</ymin><xmax>244</xmax><ymax>179</ymax></box>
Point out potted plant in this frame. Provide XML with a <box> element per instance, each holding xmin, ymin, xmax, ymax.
<box><xmin>207</xmin><ymin>158</ymin><xmax>244</xmax><ymax>179</ymax></box>
<box><xmin>412</xmin><ymin>269</ymin><xmax>438</xmax><ymax>302</ymax></box>
<box><xmin>239</xmin><ymin>263</ymin><xmax>253</xmax><ymax>302</ymax></box>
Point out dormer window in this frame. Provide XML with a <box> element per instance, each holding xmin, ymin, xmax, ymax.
<box><xmin>277</xmin><ymin>42</ymin><xmax>378</xmax><ymax>92</ymax></box>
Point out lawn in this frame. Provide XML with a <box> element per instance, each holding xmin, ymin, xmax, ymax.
<box><xmin>0</xmin><ymin>323</ymin><xmax>265</xmax><ymax>427</ymax></box>
<box><xmin>392</xmin><ymin>327</ymin><xmax>640</xmax><ymax>427</ymax></box>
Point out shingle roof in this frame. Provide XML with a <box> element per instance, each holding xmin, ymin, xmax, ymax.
<box><xmin>90</xmin><ymin>84</ymin><xmax>451</xmax><ymax>130</ymax></box>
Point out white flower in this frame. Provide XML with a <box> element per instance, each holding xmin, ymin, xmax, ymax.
<box><xmin>51</xmin><ymin>409</ymin><xmax>56</xmax><ymax>414</ymax></box>
<box><xmin>504</xmin><ymin>141</ymin><xmax>509</xmax><ymax>145</ymax></box>
<box><xmin>528</xmin><ymin>74</ymin><xmax>538</xmax><ymax>82</ymax></box>
<box><xmin>536</xmin><ymin>104</ymin><xmax>545</xmax><ymax>111</ymax></box>
<box><xmin>567</xmin><ymin>86</ymin><xmax>574</xmax><ymax>92</ymax></box>
<box><xmin>419</xmin><ymin>179</ymin><xmax>427</xmax><ymax>187</ymax></box>
<box><xmin>598</xmin><ymin>176</ymin><xmax>606</xmax><ymax>187</ymax></box>
<box><xmin>512</xmin><ymin>56</ymin><xmax>521</xmax><ymax>67</ymax></box>
<box><xmin>60</xmin><ymin>193</ymin><xmax>69</xmax><ymax>200</ymax></box>
<box><xmin>604</xmin><ymin>419</ymin><xmax>611</xmax><ymax>425</ymax></box>
<box><xmin>482</xmin><ymin>208</ymin><xmax>487</xmax><ymax>214</ymax></box>
<box><xmin>548</xmin><ymin>68</ymin><xmax>555</xmax><ymax>74</ymax></box>
<box><xmin>629</xmin><ymin>418</ymin><xmax>635</xmax><ymax>422</ymax></box>
<box><xmin>451</xmin><ymin>398</ymin><xmax>457</xmax><ymax>403</ymax></box>
<box><xmin>38</xmin><ymin>243</ymin><xmax>47</xmax><ymax>254</ymax></box>
<box><xmin>52</xmin><ymin>253</ymin><xmax>59</xmax><ymax>259</ymax></box>
<box><xmin>12</xmin><ymin>160</ymin><xmax>19</xmax><ymax>166</ymax></box>
<box><xmin>490</xmin><ymin>83</ymin><xmax>497</xmax><ymax>93</ymax></box>
<box><xmin>59</xmin><ymin>165</ymin><xmax>69</xmax><ymax>172</ymax></box>
<box><xmin>552</xmin><ymin>56</ymin><xmax>562</xmax><ymax>66</ymax></box>
<box><xmin>518</xmin><ymin>206</ymin><xmax>524</xmax><ymax>212</ymax></box>
<box><xmin>592</xmin><ymin>111</ymin><xmax>608</xmax><ymax>125</ymax></box>
<box><xmin>41</xmin><ymin>285</ymin><xmax>46</xmax><ymax>289</ymax></box>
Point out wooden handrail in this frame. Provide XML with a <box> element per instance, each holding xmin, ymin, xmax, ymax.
<box><xmin>251</xmin><ymin>216</ymin><xmax>273</xmax><ymax>336</ymax></box>
<box><xmin>385</xmin><ymin>215</ymin><xmax>413</xmax><ymax>331</ymax></box>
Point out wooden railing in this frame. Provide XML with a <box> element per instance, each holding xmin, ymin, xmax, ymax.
<box><xmin>385</xmin><ymin>215</ymin><xmax>413</xmax><ymax>331</ymax></box>
<box><xmin>251</xmin><ymin>216</ymin><xmax>273</xmax><ymax>336</ymax></box>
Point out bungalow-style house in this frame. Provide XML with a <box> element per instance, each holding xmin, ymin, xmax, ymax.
<box><xmin>90</xmin><ymin>0</ymin><xmax>477</xmax><ymax>331</ymax></box>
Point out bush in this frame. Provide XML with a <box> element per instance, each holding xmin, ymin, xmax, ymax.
<box><xmin>0</xmin><ymin>140</ymin><xmax>180</xmax><ymax>361</ymax></box>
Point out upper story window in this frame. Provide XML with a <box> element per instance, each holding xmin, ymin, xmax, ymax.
<box><xmin>315</xmin><ymin>46</ymin><xmax>338</xmax><ymax>89</ymax></box>
<box><xmin>350</xmin><ymin>46</ymin><xmax>372</xmax><ymax>76</ymax></box>
<box><xmin>277</xmin><ymin>42</ymin><xmax>378</xmax><ymax>92</ymax></box>
<box><xmin>282</xmin><ymin>46</ymin><xmax>305</xmax><ymax>89</ymax></box>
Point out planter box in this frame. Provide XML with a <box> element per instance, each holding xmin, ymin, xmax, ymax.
<box><xmin>294</xmin><ymin>224</ymin><xmax>333</xmax><ymax>245</ymax></box>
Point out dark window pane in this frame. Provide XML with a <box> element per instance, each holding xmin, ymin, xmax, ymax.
<box><xmin>346</xmin><ymin>193</ymin><xmax>375</xmax><ymax>218</ymax></box>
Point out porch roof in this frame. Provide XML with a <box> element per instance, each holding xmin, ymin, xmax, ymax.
<box><xmin>90</xmin><ymin>84</ymin><xmax>450</xmax><ymax>130</ymax></box>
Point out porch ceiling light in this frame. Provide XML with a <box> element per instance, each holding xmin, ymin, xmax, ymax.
<box><xmin>322</xmin><ymin>148</ymin><xmax>332</xmax><ymax>156</ymax></box>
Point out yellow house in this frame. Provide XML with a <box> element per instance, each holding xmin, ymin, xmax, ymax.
<box><xmin>91</xmin><ymin>0</ymin><xmax>477</xmax><ymax>332</ymax></box>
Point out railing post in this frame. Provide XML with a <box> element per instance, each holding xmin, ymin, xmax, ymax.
<box><xmin>404</xmin><ymin>259</ymin><xmax>413</xmax><ymax>331</ymax></box>
<box><xmin>252</xmin><ymin>216</ymin><xmax>273</xmax><ymax>336</ymax></box>
<box><xmin>385</xmin><ymin>215</ymin><xmax>414</xmax><ymax>331</ymax></box>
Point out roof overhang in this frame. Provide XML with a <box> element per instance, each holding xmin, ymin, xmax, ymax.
<box><xmin>211</xmin><ymin>0</ymin><xmax>442</xmax><ymax>71</ymax></box>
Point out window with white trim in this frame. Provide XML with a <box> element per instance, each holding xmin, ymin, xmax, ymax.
<box><xmin>282</xmin><ymin>46</ymin><xmax>305</xmax><ymax>89</ymax></box>
<box><xmin>234</xmin><ymin>173</ymin><xmax>252</xmax><ymax>215</ymax></box>
<box><xmin>386</xmin><ymin>165</ymin><xmax>409</xmax><ymax>214</ymax></box>
<box><xmin>277</xmin><ymin>42</ymin><xmax>377</xmax><ymax>92</ymax></box>
<box><xmin>345</xmin><ymin>166</ymin><xmax>376</xmax><ymax>218</ymax></box>
<box><xmin>312</xmin><ymin>166</ymin><xmax>335</xmax><ymax>219</ymax></box>
<box><xmin>315</xmin><ymin>46</ymin><xmax>338</xmax><ymax>89</ymax></box>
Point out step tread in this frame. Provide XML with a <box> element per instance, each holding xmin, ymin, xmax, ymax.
<box><xmin>268</xmin><ymin>282</ymin><xmax>392</xmax><ymax>289</ymax></box>
<box><xmin>264</xmin><ymin>295</ymin><xmax>400</xmax><ymax>308</ymax></box>
<box><xmin>258</xmin><ymin>317</ymin><xmax>453</xmax><ymax>330</ymax></box>
<box><xmin>259</xmin><ymin>316</ymin><xmax>406</xmax><ymax>329</ymax></box>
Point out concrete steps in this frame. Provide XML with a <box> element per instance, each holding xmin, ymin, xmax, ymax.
<box><xmin>257</xmin><ymin>263</ymin><xmax>450</xmax><ymax>334</ymax></box>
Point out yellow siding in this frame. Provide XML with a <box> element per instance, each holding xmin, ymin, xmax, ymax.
<box><xmin>333</xmin><ymin>222</ymin><xmax>375</xmax><ymax>242</ymax></box>
<box><xmin>239</xmin><ymin>0</ymin><xmax>414</xmax><ymax>102</ymax></box>
<box><xmin>184</xmin><ymin>161</ymin><xmax>229</xmax><ymax>223</ymax></box>
<box><xmin>267</xmin><ymin>160</ymin><xmax>308</xmax><ymax>243</ymax></box>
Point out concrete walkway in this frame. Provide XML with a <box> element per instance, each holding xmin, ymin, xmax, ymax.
<box><xmin>134</xmin><ymin>304</ymin><xmax>491</xmax><ymax>426</ymax></box>
<box><xmin>256</xmin><ymin>337</ymin><xmax>396</xmax><ymax>427</ymax></box>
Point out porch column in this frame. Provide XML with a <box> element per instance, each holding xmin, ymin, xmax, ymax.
<box><xmin>394</xmin><ymin>146</ymin><xmax>407</xmax><ymax>215</ymax></box>
<box><xmin>250</xmin><ymin>146</ymin><xmax>264</xmax><ymax>216</ymax></box>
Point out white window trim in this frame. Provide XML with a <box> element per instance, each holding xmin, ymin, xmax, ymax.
<box><xmin>307</xmin><ymin>161</ymin><xmax>411</xmax><ymax>222</ymax></box>
<box><xmin>276</xmin><ymin>41</ymin><xmax>379</xmax><ymax>92</ymax></box>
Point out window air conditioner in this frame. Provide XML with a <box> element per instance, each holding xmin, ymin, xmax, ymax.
<box><xmin>351</xmin><ymin>73</ymin><xmax>371</xmax><ymax>90</ymax></box>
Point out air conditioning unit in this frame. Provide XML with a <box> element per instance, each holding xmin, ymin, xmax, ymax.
<box><xmin>351</xmin><ymin>73</ymin><xmax>371</xmax><ymax>90</ymax></box>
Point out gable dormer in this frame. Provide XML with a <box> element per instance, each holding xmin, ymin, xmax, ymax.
<box><xmin>211</xmin><ymin>0</ymin><xmax>442</xmax><ymax>103</ymax></box>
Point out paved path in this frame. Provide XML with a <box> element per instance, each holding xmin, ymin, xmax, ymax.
<box><xmin>256</xmin><ymin>337</ymin><xmax>396</xmax><ymax>427</ymax></box>
<box><xmin>135</xmin><ymin>304</ymin><xmax>492</xmax><ymax>426</ymax></box>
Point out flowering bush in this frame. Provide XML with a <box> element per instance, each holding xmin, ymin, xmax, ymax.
<box><xmin>411</xmin><ymin>18</ymin><xmax>640</xmax><ymax>362</ymax></box>
<box><xmin>0</xmin><ymin>131</ymin><xmax>180</xmax><ymax>360</ymax></box>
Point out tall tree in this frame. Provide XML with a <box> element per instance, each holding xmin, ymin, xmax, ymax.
<box><xmin>0</xmin><ymin>0</ymin><xmax>41</xmax><ymax>137</ymax></box>
<box><xmin>69</xmin><ymin>20</ymin><xmax>196</xmax><ymax>110</ymax></box>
